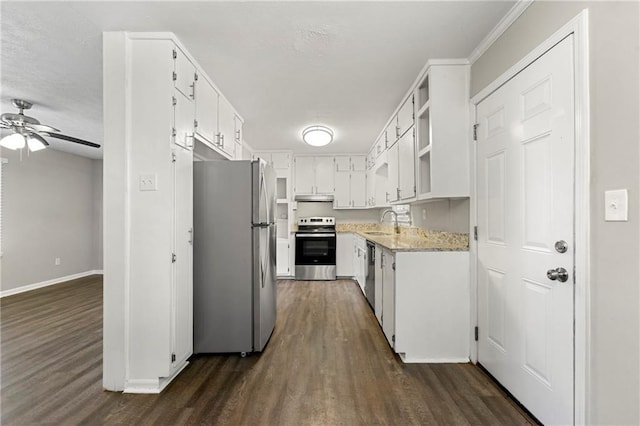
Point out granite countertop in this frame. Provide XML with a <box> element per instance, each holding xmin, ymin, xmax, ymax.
<box><xmin>336</xmin><ymin>223</ymin><xmax>469</xmax><ymax>252</ymax></box>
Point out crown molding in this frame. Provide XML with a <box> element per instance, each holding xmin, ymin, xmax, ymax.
<box><xmin>468</xmin><ymin>0</ymin><xmax>534</xmax><ymax>65</ymax></box>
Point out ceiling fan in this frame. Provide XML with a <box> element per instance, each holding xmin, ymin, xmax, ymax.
<box><xmin>0</xmin><ymin>99</ymin><xmax>100</xmax><ymax>152</ymax></box>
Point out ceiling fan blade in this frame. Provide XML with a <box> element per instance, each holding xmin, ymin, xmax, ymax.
<box><xmin>44</xmin><ymin>132</ymin><xmax>101</xmax><ymax>148</ymax></box>
<box><xmin>29</xmin><ymin>132</ymin><xmax>50</xmax><ymax>146</ymax></box>
<box><xmin>25</xmin><ymin>123</ymin><xmax>60</xmax><ymax>133</ymax></box>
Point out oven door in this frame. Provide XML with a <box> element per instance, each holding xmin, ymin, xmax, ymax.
<box><xmin>295</xmin><ymin>233</ymin><xmax>336</xmax><ymax>265</ymax></box>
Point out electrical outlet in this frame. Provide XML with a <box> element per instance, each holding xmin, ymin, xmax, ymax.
<box><xmin>55</xmin><ymin>258</ymin><xmax>61</xmax><ymax>266</ymax></box>
<box><xmin>422</xmin><ymin>208</ymin><xmax>427</xmax><ymax>220</ymax></box>
<box><xmin>139</xmin><ymin>174</ymin><xmax>158</xmax><ymax>191</ymax></box>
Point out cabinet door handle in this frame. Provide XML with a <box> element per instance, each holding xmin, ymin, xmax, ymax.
<box><xmin>189</xmin><ymin>83</ymin><xmax>195</xmax><ymax>100</ymax></box>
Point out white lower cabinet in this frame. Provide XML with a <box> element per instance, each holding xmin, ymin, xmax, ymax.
<box><xmin>336</xmin><ymin>233</ymin><xmax>354</xmax><ymax>277</ymax></box>
<box><xmin>378</xmin><ymin>249</ymin><xmax>470</xmax><ymax>362</ymax></box>
<box><xmin>353</xmin><ymin>235</ymin><xmax>367</xmax><ymax>293</ymax></box>
<box><xmin>381</xmin><ymin>248</ymin><xmax>395</xmax><ymax>347</ymax></box>
<box><xmin>337</xmin><ymin>233</ymin><xmax>367</xmax><ymax>294</ymax></box>
<box><xmin>277</xmin><ymin>238</ymin><xmax>290</xmax><ymax>276</ymax></box>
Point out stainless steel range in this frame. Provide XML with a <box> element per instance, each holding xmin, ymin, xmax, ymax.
<box><xmin>295</xmin><ymin>217</ymin><xmax>337</xmax><ymax>280</ymax></box>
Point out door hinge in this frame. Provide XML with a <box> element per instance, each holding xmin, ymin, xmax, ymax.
<box><xmin>392</xmin><ymin>335</ymin><xmax>395</xmax><ymax>344</ymax></box>
<box><xmin>172</xmin><ymin>96</ymin><xmax>177</xmax><ymax>106</ymax></box>
<box><xmin>171</xmin><ymin>253</ymin><xmax>177</xmax><ymax>263</ymax></box>
<box><xmin>392</xmin><ymin>262</ymin><xmax>396</xmax><ymax>271</ymax></box>
<box><xmin>172</xmin><ymin>49</ymin><xmax>177</xmax><ymax>59</ymax></box>
<box><xmin>194</xmin><ymin>119</ymin><xmax>198</xmax><ymax>129</ymax></box>
<box><xmin>474</xmin><ymin>226</ymin><xmax>478</xmax><ymax>241</ymax></box>
<box><xmin>473</xmin><ymin>123</ymin><xmax>479</xmax><ymax>141</ymax></box>
<box><xmin>194</xmin><ymin>72</ymin><xmax>198</xmax><ymax>81</ymax></box>
<box><xmin>171</xmin><ymin>127</ymin><xmax>177</xmax><ymax>138</ymax></box>
<box><xmin>474</xmin><ymin>326</ymin><xmax>479</xmax><ymax>341</ymax></box>
<box><xmin>171</xmin><ymin>353</ymin><xmax>176</xmax><ymax>362</ymax></box>
<box><xmin>172</xmin><ymin>71</ymin><xmax>177</xmax><ymax>82</ymax></box>
<box><xmin>171</xmin><ymin>152</ymin><xmax>177</xmax><ymax>163</ymax></box>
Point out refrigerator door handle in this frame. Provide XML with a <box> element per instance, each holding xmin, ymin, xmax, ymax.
<box><xmin>261</xmin><ymin>227</ymin><xmax>268</xmax><ymax>288</ymax></box>
<box><xmin>260</xmin><ymin>171</ymin><xmax>270</xmax><ymax>225</ymax></box>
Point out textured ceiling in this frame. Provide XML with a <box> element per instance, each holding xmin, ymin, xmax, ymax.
<box><xmin>0</xmin><ymin>1</ymin><xmax>515</xmax><ymax>159</ymax></box>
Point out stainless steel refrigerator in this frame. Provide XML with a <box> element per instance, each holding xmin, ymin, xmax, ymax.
<box><xmin>193</xmin><ymin>159</ymin><xmax>277</xmax><ymax>355</ymax></box>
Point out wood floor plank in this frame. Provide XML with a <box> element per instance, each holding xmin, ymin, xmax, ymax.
<box><xmin>1</xmin><ymin>276</ymin><xmax>534</xmax><ymax>425</ymax></box>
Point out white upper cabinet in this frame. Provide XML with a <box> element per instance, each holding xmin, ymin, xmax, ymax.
<box><xmin>233</xmin><ymin>114</ymin><xmax>243</xmax><ymax>160</ymax></box>
<box><xmin>253</xmin><ymin>151</ymin><xmax>291</xmax><ymax>170</ymax></box>
<box><xmin>387</xmin><ymin>142</ymin><xmax>399</xmax><ymax>203</ymax></box>
<box><xmin>398</xmin><ymin>128</ymin><xmax>416</xmax><ymax>201</ymax></box>
<box><xmin>217</xmin><ymin>97</ymin><xmax>235</xmax><ymax>156</ymax></box>
<box><xmin>333</xmin><ymin>155</ymin><xmax>366</xmax><ymax>209</ymax></box>
<box><xmin>415</xmin><ymin>64</ymin><xmax>469</xmax><ymax>199</ymax></box>
<box><xmin>385</xmin><ymin>119</ymin><xmax>398</xmax><ymax>148</ymax></box>
<box><xmin>366</xmin><ymin>60</ymin><xmax>469</xmax><ymax>204</ymax></box>
<box><xmin>293</xmin><ymin>155</ymin><xmax>316</xmax><ymax>194</ymax></box>
<box><xmin>351</xmin><ymin>169</ymin><xmax>366</xmax><ymax>208</ymax></box>
<box><xmin>194</xmin><ymin>77</ymin><xmax>219</xmax><ymax>145</ymax></box>
<box><xmin>173</xmin><ymin>47</ymin><xmax>196</xmax><ymax>101</ymax></box>
<box><xmin>334</xmin><ymin>164</ymin><xmax>351</xmax><ymax>208</ymax></box>
<box><xmin>397</xmin><ymin>94</ymin><xmax>415</xmax><ymax>139</ymax></box>
<box><xmin>172</xmin><ymin>48</ymin><xmax>195</xmax><ymax>150</ymax></box>
<box><xmin>314</xmin><ymin>156</ymin><xmax>335</xmax><ymax>194</ymax></box>
<box><xmin>173</xmin><ymin>89</ymin><xmax>195</xmax><ymax>150</ymax></box>
<box><xmin>351</xmin><ymin>156</ymin><xmax>367</xmax><ymax>172</ymax></box>
<box><xmin>335</xmin><ymin>156</ymin><xmax>350</xmax><ymax>173</ymax></box>
<box><xmin>271</xmin><ymin>152</ymin><xmax>291</xmax><ymax>169</ymax></box>
<box><xmin>375</xmin><ymin>134</ymin><xmax>386</xmax><ymax>158</ymax></box>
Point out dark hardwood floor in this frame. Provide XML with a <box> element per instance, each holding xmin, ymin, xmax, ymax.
<box><xmin>1</xmin><ymin>276</ymin><xmax>533</xmax><ymax>425</ymax></box>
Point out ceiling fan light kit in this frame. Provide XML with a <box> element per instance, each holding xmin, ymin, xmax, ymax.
<box><xmin>0</xmin><ymin>132</ymin><xmax>27</xmax><ymax>150</ymax></box>
<box><xmin>0</xmin><ymin>98</ymin><xmax>100</xmax><ymax>153</ymax></box>
<box><xmin>302</xmin><ymin>125</ymin><xmax>334</xmax><ymax>147</ymax></box>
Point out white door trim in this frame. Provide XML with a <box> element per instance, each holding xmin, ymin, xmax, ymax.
<box><xmin>469</xmin><ymin>10</ymin><xmax>590</xmax><ymax>425</ymax></box>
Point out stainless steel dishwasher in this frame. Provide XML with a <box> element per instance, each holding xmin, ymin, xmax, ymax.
<box><xmin>365</xmin><ymin>241</ymin><xmax>375</xmax><ymax>309</ymax></box>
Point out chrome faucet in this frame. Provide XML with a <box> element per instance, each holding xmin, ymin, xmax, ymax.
<box><xmin>380</xmin><ymin>209</ymin><xmax>400</xmax><ymax>234</ymax></box>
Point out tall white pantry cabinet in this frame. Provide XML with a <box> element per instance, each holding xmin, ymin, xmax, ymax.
<box><xmin>103</xmin><ymin>33</ymin><xmax>216</xmax><ymax>393</ymax></box>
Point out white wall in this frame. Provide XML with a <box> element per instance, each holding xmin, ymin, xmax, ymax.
<box><xmin>92</xmin><ymin>160</ymin><xmax>103</xmax><ymax>270</ymax></box>
<box><xmin>295</xmin><ymin>202</ymin><xmax>382</xmax><ymax>223</ymax></box>
<box><xmin>471</xmin><ymin>2</ymin><xmax>640</xmax><ymax>424</ymax></box>
<box><xmin>0</xmin><ymin>147</ymin><xmax>102</xmax><ymax>293</ymax></box>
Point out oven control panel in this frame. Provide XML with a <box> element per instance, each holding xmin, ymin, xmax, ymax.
<box><xmin>298</xmin><ymin>217</ymin><xmax>335</xmax><ymax>226</ymax></box>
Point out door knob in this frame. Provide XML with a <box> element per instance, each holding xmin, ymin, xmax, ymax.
<box><xmin>555</xmin><ymin>240</ymin><xmax>568</xmax><ymax>253</ymax></box>
<box><xmin>547</xmin><ymin>267</ymin><xmax>569</xmax><ymax>282</ymax></box>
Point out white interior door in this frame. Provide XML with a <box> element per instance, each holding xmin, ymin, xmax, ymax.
<box><xmin>476</xmin><ymin>36</ymin><xmax>575</xmax><ymax>425</ymax></box>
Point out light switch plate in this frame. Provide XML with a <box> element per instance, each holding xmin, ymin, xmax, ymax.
<box><xmin>139</xmin><ymin>174</ymin><xmax>158</xmax><ymax>191</ymax></box>
<box><xmin>605</xmin><ymin>189</ymin><xmax>628</xmax><ymax>221</ymax></box>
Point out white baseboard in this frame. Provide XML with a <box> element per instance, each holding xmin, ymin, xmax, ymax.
<box><xmin>0</xmin><ymin>270</ymin><xmax>104</xmax><ymax>298</ymax></box>
<box><xmin>399</xmin><ymin>354</ymin><xmax>471</xmax><ymax>364</ymax></box>
<box><xmin>123</xmin><ymin>361</ymin><xmax>189</xmax><ymax>394</ymax></box>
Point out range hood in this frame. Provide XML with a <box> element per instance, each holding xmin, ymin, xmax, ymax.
<box><xmin>294</xmin><ymin>194</ymin><xmax>335</xmax><ymax>202</ymax></box>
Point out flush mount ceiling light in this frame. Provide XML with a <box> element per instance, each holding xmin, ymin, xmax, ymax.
<box><xmin>302</xmin><ymin>125</ymin><xmax>334</xmax><ymax>147</ymax></box>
